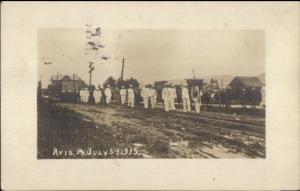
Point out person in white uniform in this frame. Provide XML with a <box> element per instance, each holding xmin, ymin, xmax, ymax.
<box><xmin>120</xmin><ymin>85</ymin><xmax>127</xmax><ymax>105</ymax></box>
<box><xmin>79</xmin><ymin>88</ymin><xmax>84</xmax><ymax>103</ymax></box>
<box><xmin>181</xmin><ymin>85</ymin><xmax>191</xmax><ymax>112</ymax></box>
<box><xmin>169</xmin><ymin>85</ymin><xmax>177</xmax><ymax>111</ymax></box>
<box><xmin>191</xmin><ymin>86</ymin><xmax>201</xmax><ymax>113</ymax></box>
<box><xmin>141</xmin><ymin>85</ymin><xmax>150</xmax><ymax>109</ymax></box>
<box><xmin>83</xmin><ymin>87</ymin><xmax>89</xmax><ymax>103</ymax></box>
<box><xmin>162</xmin><ymin>85</ymin><xmax>171</xmax><ymax>112</ymax></box>
<box><xmin>104</xmin><ymin>84</ymin><xmax>112</xmax><ymax>104</ymax></box>
<box><xmin>94</xmin><ymin>87</ymin><xmax>102</xmax><ymax>104</ymax></box>
<box><xmin>127</xmin><ymin>84</ymin><xmax>135</xmax><ymax>107</ymax></box>
<box><xmin>149</xmin><ymin>85</ymin><xmax>157</xmax><ymax>109</ymax></box>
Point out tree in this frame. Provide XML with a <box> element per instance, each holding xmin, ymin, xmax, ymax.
<box><xmin>116</xmin><ymin>77</ymin><xmax>125</xmax><ymax>88</ymax></box>
<box><xmin>103</xmin><ymin>76</ymin><xmax>117</xmax><ymax>88</ymax></box>
<box><xmin>125</xmin><ymin>77</ymin><xmax>139</xmax><ymax>88</ymax></box>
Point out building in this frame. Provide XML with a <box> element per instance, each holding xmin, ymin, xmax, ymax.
<box><xmin>228</xmin><ymin>76</ymin><xmax>264</xmax><ymax>104</ymax></box>
<box><xmin>50</xmin><ymin>74</ymin><xmax>86</xmax><ymax>94</ymax></box>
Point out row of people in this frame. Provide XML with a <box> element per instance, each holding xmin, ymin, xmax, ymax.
<box><xmin>78</xmin><ymin>84</ymin><xmax>205</xmax><ymax>113</ymax></box>
<box><xmin>78</xmin><ymin>84</ymin><xmax>265</xmax><ymax>112</ymax></box>
<box><xmin>78</xmin><ymin>84</ymin><xmax>136</xmax><ymax>107</ymax></box>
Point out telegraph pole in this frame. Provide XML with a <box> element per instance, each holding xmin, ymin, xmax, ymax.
<box><xmin>192</xmin><ymin>69</ymin><xmax>196</xmax><ymax>79</ymax></box>
<box><xmin>88</xmin><ymin>62</ymin><xmax>95</xmax><ymax>104</ymax></box>
<box><xmin>121</xmin><ymin>58</ymin><xmax>125</xmax><ymax>81</ymax></box>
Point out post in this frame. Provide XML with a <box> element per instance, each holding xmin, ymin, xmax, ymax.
<box><xmin>88</xmin><ymin>62</ymin><xmax>95</xmax><ymax>104</ymax></box>
<box><xmin>121</xmin><ymin>58</ymin><xmax>125</xmax><ymax>81</ymax></box>
<box><xmin>193</xmin><ymin>69</ymin><xmax>196</xmax><ymax>79</ymax></box>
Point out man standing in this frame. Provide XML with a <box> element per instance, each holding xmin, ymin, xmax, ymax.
<box><xmin>94</xmin><ymin>87</ymin><xmax>102</xmax><ymax>104</ymax></box>
<box><xmin>127</xmin><ymin>84</ymin><xmax>135</xmax><ymax>108</ymax></box>
<box><xmin>181</xmin><ymin>84</ymin><xmax>191</xmax><ymax>112</ymax></box>
<box><xmin>169</xmin><ymin>85</ymin><xmax>177</xmax><ymax>111</ymax></box>
<box><xmin>149</xmin><ymin>85</ymin><xmax>157</xmax><ymax>109</ymax></box>
<box><xmin>79</xmin><ymin>88</ymin><xmax>84</xmax><ymax>103</ymax></box>
<box><xmin>120</xmin><ymin>85</ymin><xmax>127</xmax><ymax>105</ymax></box>
<box><xmin>162</xmin><ymin>85</ymin><xmax>170</xmax><ymax>112</ymax></box>
<box><xmin>141</xmin><ymin>85</ymin><xmax>150</xmax><ymax>109</ymax></box>
<box><xmin>83</xmin><ymin>87</ymin><xmax>89</xmax><ymax>103</ymax></box>
<box><xmin>104</xmin><ymin>84</ymin><xmax>112</xmax><ymax>104</ymax></box>
<box><xmin>191</xmin><ymin>85</ymin><xmax>201</xmax><ymax>113</ymax></box>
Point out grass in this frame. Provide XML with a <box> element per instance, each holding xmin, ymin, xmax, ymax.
<box><xmin>37</xmin><ymin>101</ymin><xmax>140</xmax><ymax>159</ymax></box>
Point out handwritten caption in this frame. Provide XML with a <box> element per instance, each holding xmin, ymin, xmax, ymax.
<box><xmin>52</xmin><ymin>147</ymin><xmax>141</xmax><ymax>157</ymax></box>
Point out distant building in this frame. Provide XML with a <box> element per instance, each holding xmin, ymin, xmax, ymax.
<box><xmin>50</xmin><ymin>74</ymin><xmax>86</xmax><ymax>93</ymax></box>
<box><xmin>229</xmin><ymin>76</ymin><xmax>264</xmax><ymax>90</ymax></box>
<box><xmin>202</xmin><ymin>75</ymin><xmax>234</xmax><ymax>89</ymax></box>
<box><xmin>257</xmin><ymin>73</ymin><xmax>265</xmax><ymax>85</ymax></box>
<box><xmin>229</xmin><ymin>76</ymin><xmax>264</xmax><ymax>104</ymax></box>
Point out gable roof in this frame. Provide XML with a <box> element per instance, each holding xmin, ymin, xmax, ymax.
<box><xmin>202</xmin><ymin>75</ymin><xmax>234</xmax><ymax>88</ymax></box>
<box><xmin>230</xmin><ymin>76</ymin><xmax>264</xmax><ymax>88</ymax></box>
<box><xmin>257</xmin><ymin>73</ymin><xmax>265</xmax><ymax>84</ymax></box>
<box><xmin>51</xmin><ymin>75</ymin><xmax>81</xmax><ymax>81</ymax></box>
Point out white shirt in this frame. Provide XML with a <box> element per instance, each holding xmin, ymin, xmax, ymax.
<box><xmin>79</xmin><ymin>90</ymin><xmax>84</xmax><ymax>97</ymax></box>
<box><xmin>120</xmin><ymin>89</ymin><xmax>127</xmax><ymax>96</ymax></box>
<box><xmin>168</xmin><ymin>87</ymin><xmax>177</xmax><ymax>99</ymax></box>
<box><xmin>149</xmin><ymin>88</ymin><xmax>157</xmax><ymax>98</ymax></box>
<box><xmin>104</xmin><ymin>88</ymin><xmax>112</xmax><ymax>97</ymax></box>
<box><xmin>141</xmin><ymin>87</ymin><xmax>150</xmax><ymax>98</ymax></box>
<box><xmin>94</xmin><ymin>89</ymin><xmax>102</xmax><ymax>97</ymax></box>
<box><xmin>128</xmin><ymin>88</ymin><xmax>134</xmax><ymax>98</ymax></box>
<box><xmin>181</xmin><ymin>87</ymin><xmax>189</xmax><ymax>99</ymax></box>
<box><xmin>162</xmin><ymin>88</ymin><xmax>169</xmax><ymax>100</ymax></box>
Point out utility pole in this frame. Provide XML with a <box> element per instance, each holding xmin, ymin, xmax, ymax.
<box><xmin>88</xmin><ymin>62</ymin><xmax>95</xmax><ymax>103</ymax></box>
<box><xmin>192</xmin><ymin>69</ymin><xmax>196</xmax><ymax>79</ymax></box>
<box><xmin>121</xmin><ymin>58</ymin><xmax>125</xmax><ymax>81</ymax></box>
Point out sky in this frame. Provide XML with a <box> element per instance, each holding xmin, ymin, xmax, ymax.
<box><xmin>38</xmin><ymin>28</ymin><xmax>265</xmax><ymax>88</ymax></box>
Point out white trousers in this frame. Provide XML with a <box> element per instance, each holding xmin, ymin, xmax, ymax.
<box><xmin>106</xmin><ymin>96</ymin><xmax>111</xmax><ymax>104</ymax></box>
<box><xmin>95</xmin><ymin>96</ymin><xmax>101</xmax><ymax>104</ymax></box>
<box><xmin>128</xmin><ymin>96</ymin><xmax>134</xmax><ymax>107</ymax></box>
<box><xmin>170</xmin><ymin>99</ymin><xmax>176</xmax><ymax>110</ymax></box>
<box><xmin>194</xmin><ymin>101</ymin><xmax>201</xmax><ymax>113</ymax></box>
<box><xmin>164</xmin><ymin>99</ymin><xmax>171</xmax><ymax>112</ymax></box>
<box><xmin>121</xmin><ymin>95</ymin><xmax>126</xmax><ymax>105</ymax></box>
<box><xmin>143</xmin><ymin>97</ymin><xmax>149</xmax><ymax>109</ymax></box>
<box><xmin>182</xmin><ymin>97</ymin><xmax>191</xmax><ymax>112</ymax></box>
<box><xmin>150</xmin><ymin>97</ymin><xmax>156</xmax><ymax>108</ymax></box>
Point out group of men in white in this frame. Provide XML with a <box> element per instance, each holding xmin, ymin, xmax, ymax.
<box><xmin>78</xmin><ymin>84</ymin><xmax>136</xmax><ymax>107</ymax></box>
<box><xmin>161</xmin><ymin>84</ymin><xmax>202</xmax><ymax>113</ymax></box>
<box><xmin>78</xmin><ymin>83</ymin><xmax>204</xmax><ymax>114</ymax></box>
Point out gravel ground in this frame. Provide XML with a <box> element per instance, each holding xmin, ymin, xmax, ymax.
<box><xmin>38</xmin><ymin>101</ymin><xmax>265</xmax><ymax>159</ymax></box>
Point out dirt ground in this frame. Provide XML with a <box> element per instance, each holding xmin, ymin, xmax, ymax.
<box><xmin>38</xmin><ymin>101</ymin><xmax>265</xmax><ymax>159</ymax></box>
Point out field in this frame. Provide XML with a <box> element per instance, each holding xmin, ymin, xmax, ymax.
<box><xmin>38</xmin><ymin>101</ymin><xmax>265</xmax><ymax>159</ymax></box>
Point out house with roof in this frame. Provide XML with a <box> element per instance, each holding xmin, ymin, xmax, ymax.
<box><xmin>50</xmin><ymin>74</ymin><xmax>86</xmax><ymax>94</ymax></box>
<box><xmin>228</xmin><ymin>76</ymin><xmax>264</xmax><ymax>104</ymax></box>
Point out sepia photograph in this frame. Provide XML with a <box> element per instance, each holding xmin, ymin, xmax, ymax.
<box><xmin>37</xmin><ymin>27</ymin><xmax>266</xmax><ymax>159</ymax></box>
<box><xmin>2</xmin><ymin>2</ymin><xmax>299</xmax><ymax>190</ymax></box>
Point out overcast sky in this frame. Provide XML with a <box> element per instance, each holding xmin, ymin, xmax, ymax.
<box><xmin>38</xmin><ymin>28</ymin><xmax>265</xmax><ymax>88</ymax></box>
